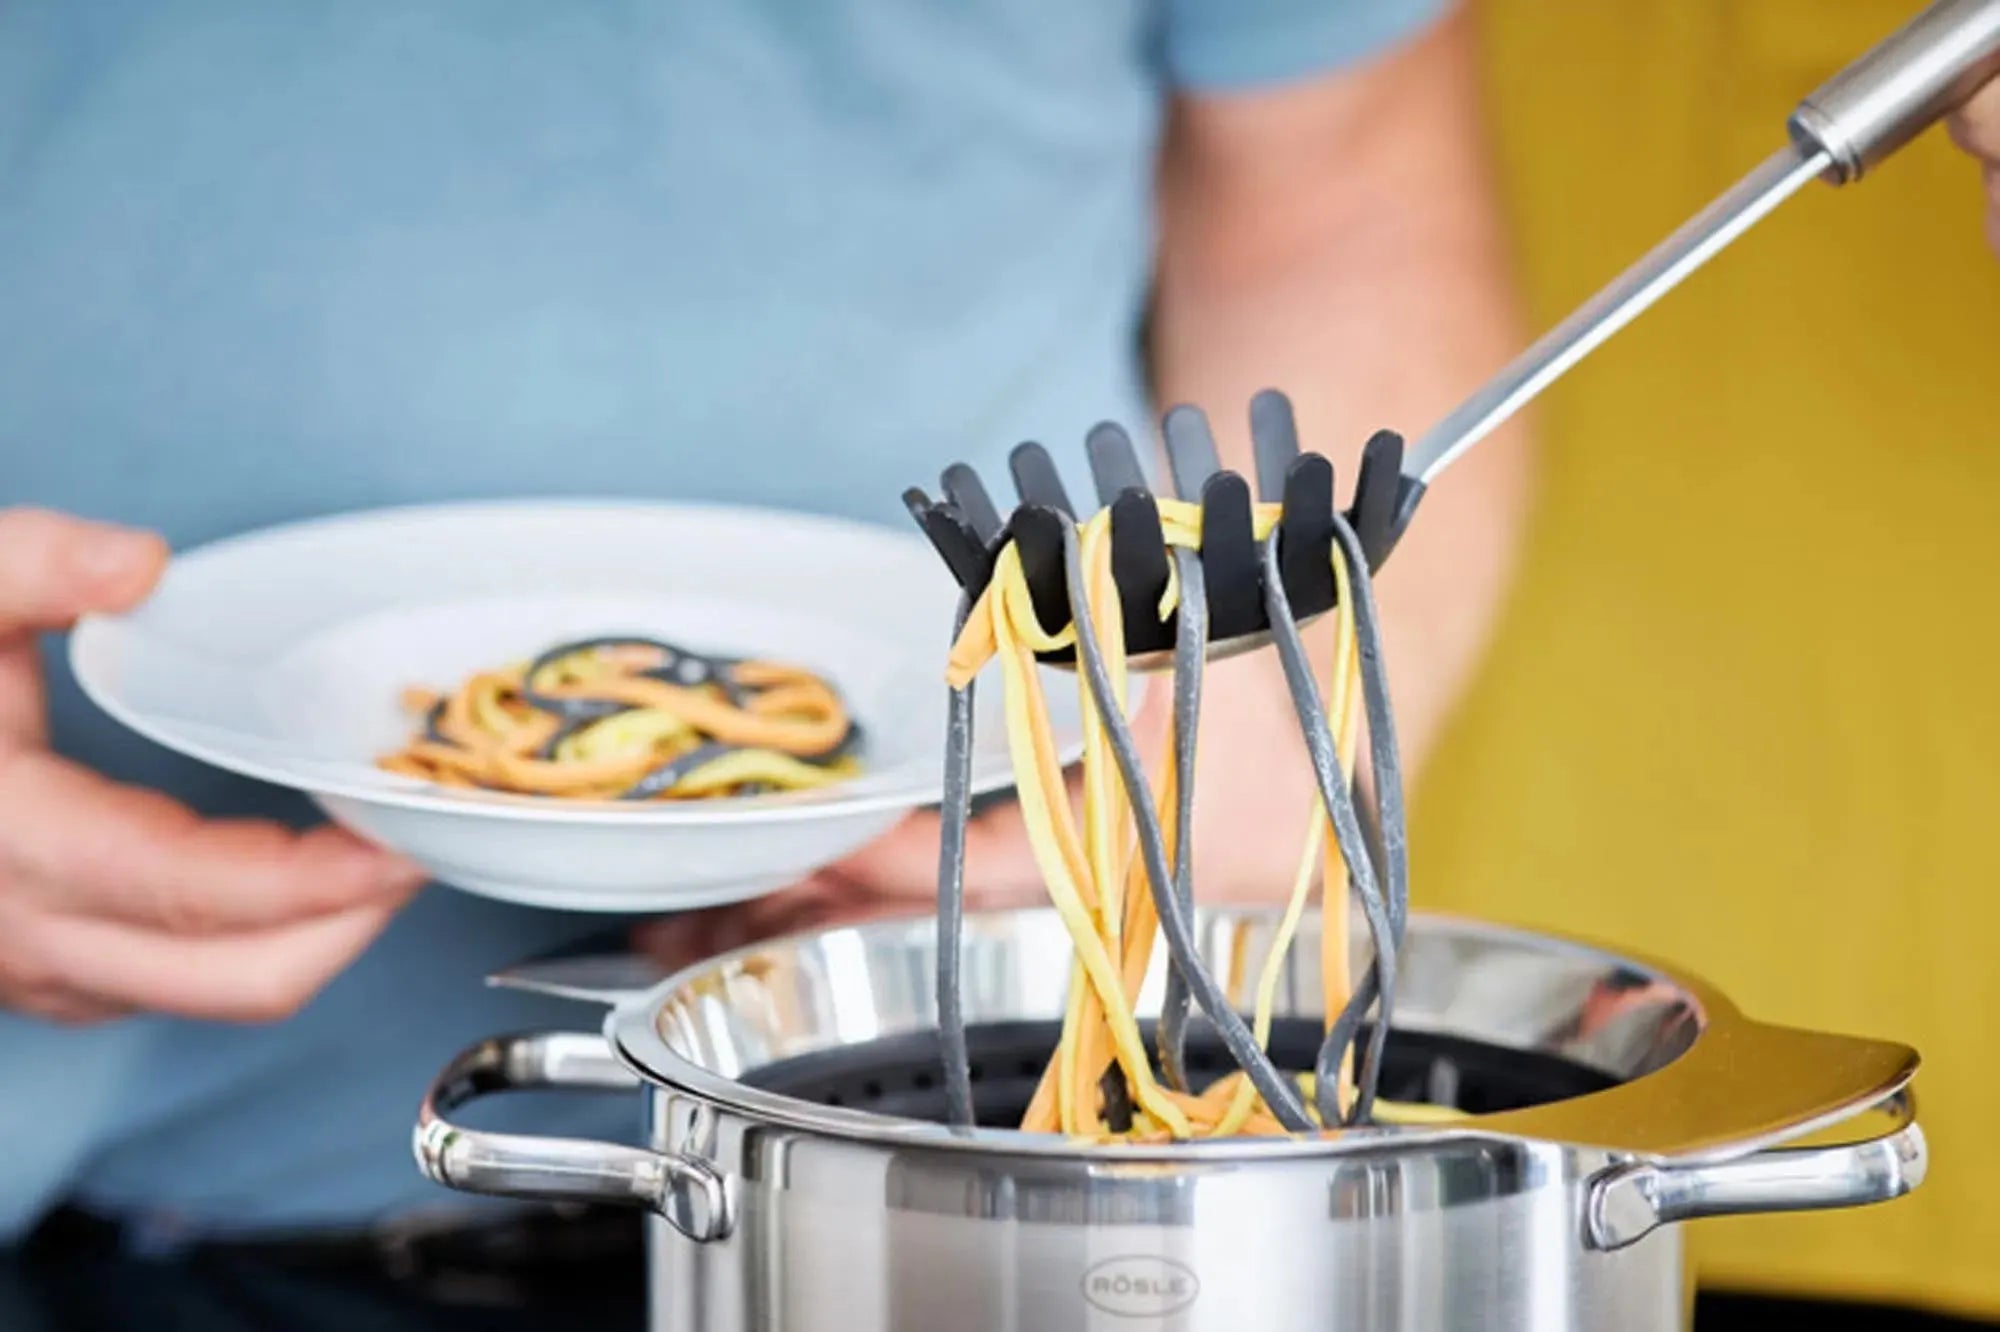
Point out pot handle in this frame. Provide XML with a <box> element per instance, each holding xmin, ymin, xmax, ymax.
<box><xmin>1585</xmin><ymin>1093</ymin><xmax>1925</xmax><ymax>1251</ymax></box>
<box><xmin>413</xmin><ymin>1031</ymin><xmax>730</xmax><ymax>1243</ymax></box>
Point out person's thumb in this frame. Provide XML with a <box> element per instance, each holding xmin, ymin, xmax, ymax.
<box><xmin>0</xmin><ymin>508</ymin><xmax>169</xmax><ymax>634</ymax></box>
<box><xmin>829</xmin><ymin>803</ymin><xmax>1048</xmax><ymax>905</ymax></box>
<box><xmin>0</xmin><ymin>509</ymin><xmax>168</xmax><ymax>746</ymax></box>
<box><xmin>823</xmin><ymin>812</ymin><xmax>949</xmax><ymax>899</ymax></box>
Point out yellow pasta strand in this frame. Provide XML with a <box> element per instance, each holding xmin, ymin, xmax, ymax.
<box><xmin>949</xmin><ymin>494</ymin><xmax>1397</xmax><ymax>1142</ymax></box>
<box><xmin>985</xmin><ymin>544</ymin><xmax>1189</xmax><ymax>1138</ymax></box>
<box><xmin>381</xmin><ymin>644</ymin><xmax>858</xmax><ymax>800</ymax></box>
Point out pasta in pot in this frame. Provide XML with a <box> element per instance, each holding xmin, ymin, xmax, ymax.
<box><xmin>943</xmin><ymin>500</ymin><xmax>1443</xmax><ymax>1141</ymax></box>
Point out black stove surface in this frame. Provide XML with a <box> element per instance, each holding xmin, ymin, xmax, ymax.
<box><xmin>2</xmin><ymin>1206</ymin><xmax>648</xmax><ymax>1332</ymax></box>
<box><xmin>1</xmin><ymin>1208</ymin><xmax>1985</xmax><ymax>1331</ymax></box>
<box><xmin>3</xmin><ymin>1255</ymin><xmax>642</xmax><ymax>1332</ymax></box>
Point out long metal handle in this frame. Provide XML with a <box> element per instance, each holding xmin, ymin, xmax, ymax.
<box><xmin>1405</xmin><ymin>0</ymin><xmax>2000</xmax><ymax>486</ymax></box>
<box><xmin>413</xmin><ymin>1031</ymin><xmax>731</xmax><ymax>1243</ymax></box>
<box><xmin>1404</xmin><ymin>145</ymin><xmax>1828</xmax><ymax>484</ymax></box>
<box><xmin>1791</xmin><ymin>0</ymin><xmax>2000</xmax><ymax>182</ymax></box>
<box><xmin>1585</xmin><ymin>1099</ymin><xmax>1927</xmax><ymax>1250</ymax></box>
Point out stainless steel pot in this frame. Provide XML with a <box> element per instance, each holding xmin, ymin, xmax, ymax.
<box><xmin>415</xmin><ymin>909</ymin><xmax>1925</xmax><ymax>1331</ymax></box>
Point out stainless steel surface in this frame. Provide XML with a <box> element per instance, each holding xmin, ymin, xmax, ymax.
<box><xmin>418</xmin><ymin>909</ymin><xmax>1927</xmax><ymax>1331</ymax></box>
<box><xmin>648</xmin><ymin>1095</ymin><xmax>1684</xmax><ymax>1332</ymax></box>
<box><xmin>1790</xmin><ymin>0</ymin><xmax>2000</xmax><ymax>182</ymax></box>
<box><xmin>1404</xmin><ymin>146</ymin><xmax>1830</xmax><ymax>485</ymax></box>
<box><xmin>1588</xmin><ymin>1108</ymin><xmax>1927</xmax><ymax>1250</ymax></box>
<box><xmin>413</xmin><ymin>1030</ymin><xmax>730</xmax><ymax>1243</ymax></box>
<box><xmin>487</xmin><ymin>952</ymin><xmax>672</xmax><ymax>1007</ymax></box>
<box><xmin>1405</xmin><ymin>0</ymin><xmax>2000</xmax><ymax>488</ymax></box>
<box><xmin>616</xmin><ymin>907</ymin><xmax>1915</xmax><ymax>1161</ymax></box>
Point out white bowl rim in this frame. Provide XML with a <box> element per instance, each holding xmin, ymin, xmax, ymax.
<box><xmin>68</xmin><ymin>497</ymin><xmax>1050</xmax><ymax>828</ymax></box>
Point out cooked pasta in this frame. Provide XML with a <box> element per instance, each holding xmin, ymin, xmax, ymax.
<box><xmin>379</xmin><ymin>636</ymin><xmax>862</xmax><ymax>801</ymax></box>
<box><xmin>942</xmin><ymin>499</ymin><xmax>1433</xmax><ymax>1141</ymax></box>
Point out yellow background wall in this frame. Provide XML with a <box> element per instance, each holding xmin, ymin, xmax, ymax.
<box><xmin>1424</xmin><ymin>0</ymin><xmax>2000</xmax><ymax>1314</ymax></box>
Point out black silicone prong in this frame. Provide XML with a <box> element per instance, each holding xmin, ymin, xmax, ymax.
<box><xmin>941</xmin><ymin>464</ymin><xmax>1003</xmax><ymax>543</ymax></box>
<box><xmin>1108</xmin><ymin>489</ymin><xmax>1173</xmax><ymax>657</ymax></box>
<box><xmin>1161</xmin><ymin>404</ymin><xmax>1222</xmax><ymax>501</ymax></box>
<box><xmin>1198</xmin><ymin>471</ymin><xmax>1262</xmax><ymax>641</ymax></box>
<box><xmin>1009</xmin><ymin>442</ymin><xmax>1076</xmax><ymax>519</ymax></box>
<box><xmin>1085</xmin><ymin>421</ymin><xmax>1148</xmax><ymax>507</ymax></box>
<box><xmin>1349</xmin><ymin>429</ymin><xmax>1406</xmax><ymax>571</ymax></box>
<box><xmin>904</xmin><ymin>487</ymin><xmax>994</xmax><ymax>594</ymax></box>
<box><xmin>1248</xmin><ymin>389</ymin><xmax>1301</xmax><ymax>504</ymax></box>
<box><xmin>1009</xmin><ymin>505</ymin><xmax>1074</xmax><ymax>641</ymax></box>
<box><xmin>1277</xmin><ymin>455</ymin><xmax>1336</xmax><ymax>619</ymax></box>
<box><xmin>1383</xmin><ymin>477</ymin><xmax>1427</xmax><ymax>562</ymax></box>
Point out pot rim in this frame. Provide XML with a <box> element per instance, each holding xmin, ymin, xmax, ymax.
<box><xmin>607</xmin><ymin>906</ymin><xmax>1918</xmax><ymax>1166</ymax></box>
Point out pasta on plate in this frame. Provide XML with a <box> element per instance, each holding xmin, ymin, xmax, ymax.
<box><xmin>379</xmin><ymin>636</ymin><xmax>863</xmax><ymax>802</ymax></box>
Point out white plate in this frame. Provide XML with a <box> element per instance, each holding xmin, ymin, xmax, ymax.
<box><xmin>71</xmin><ymin>500</ymin><xmax>1103</xmax><ymax>912</ymax></box>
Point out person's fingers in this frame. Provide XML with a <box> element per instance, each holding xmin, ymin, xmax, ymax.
<box><xmin>2</xmin><ymin>986</ymin><xmax>131</xmax><ymax>1027</ymax></box>
<box><xmin>629</xmin><ymin>906</ymin><xmax>729</xmax><ymax>971</ymax></box>
<box><xmin>0</xmin><ymin>637</ymin><xmax>48</xmax><ymax>747</ymax></box>
<box><xmin>0</xmin><ymin>510</ymin><xmax>169</xmax><ymax>746</ymax></box>
<box><xmin>825</xmin><ymin>804</ymin><xmax>1049</xmax><ymax>905</ymax></box>
<box><xmin>817</xmin><ymin>813</ymin><xmax>950</xmax><ymax>899</ymax></box>
<box><xmin>1948</xmin><ymin>80</ymin><xmax>2000</xmax><ymax>163</ymax></box>
<box><xmin>0</xmin><ymin>508</ymin><xmax>169</xmax><ymax>636</ymax></box>
<box><xmin>632</xmin><ymin>871</ymin><xmax>933</xmax><ymax>972</ymax></box>
<box><xmin>0</xmin><ymin>894</ymin><xmax>403</xmax><ymax>1024</ymax></box>
<box><xmin>632</xmin><ymin>877</ymin><xmax>843</xmax><ymax>968</ymax></box>
<box><xmin>746</xmin><ymin>882</ymin><xmax>919</xmax><ymax>941</ymax></box>
<box><xmin>1949</xmin><ymin>80</ymin><xmax>2000</xmax><ymax>256</ymax></box>
<box><xmin>1985</xmin><ymin>164</ymin><xmax>2000</xmax><ymax>256</ymax></box>
<box><xmin>632</xmin><ymin>798</ymin><xmax>1066</xmax><ymax>973</ymax></box>
<box><xmin>0</xmin><ymin>749</ymin><xmax>425</xmax><ymax>932</ymax></box>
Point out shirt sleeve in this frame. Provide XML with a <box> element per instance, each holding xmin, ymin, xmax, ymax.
<box><xmin>1159</xmin><ymin>0</ymin><xmax>1451</xmax><ymax>91</ymax></box>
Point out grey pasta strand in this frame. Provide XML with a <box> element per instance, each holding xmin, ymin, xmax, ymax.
<box><xmin>1256</xmin><ymin>524</ymin><xmax>1400</xmax><ymax>1127</ymax></box>
<box><xmin>1327</xmin><ymin>511</ymin><xmax>1411</xmax><ymax>1125</ymax></box>
<box><xmin>1259</xmin><ymin>527</ymin><xmax>1393</xmax><ymax>1125</ymax></box>
<box><xmin>1062</xmin><ymin>523</ymin><xmax>1314</xmax><ymax>1132</ymax></box>
<box><xmin>1155</xmin><ymin>545</ymin><xmax>1205</xmax><ymax>1094</ymax></box>
<box><xmin>935</xmin><ymin>594</ymin><xmax>979</xmax><ymax>1129</ymax></box>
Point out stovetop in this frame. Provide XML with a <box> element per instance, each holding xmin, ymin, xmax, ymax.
<box><xmin>1</xmin><ymin>1242</ymin><xmax>645</xmax><ymax>1332</ymax></box>
<box><xmin>1</xmin><ymin>1244</ymin><xmax>1978</xmax><ymax>1330</ymax></box>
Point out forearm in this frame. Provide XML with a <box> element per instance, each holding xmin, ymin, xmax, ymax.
<box><xmin>1147</xmin><ymin>9</ymin><xmax>1532</xmax><ymax>893</ymax></box>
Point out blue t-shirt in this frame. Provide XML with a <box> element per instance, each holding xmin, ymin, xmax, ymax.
<box><xmin>0</xmin><ymin>0</ymin><xmax>1439</xmax><ymax>1238</ymax></box>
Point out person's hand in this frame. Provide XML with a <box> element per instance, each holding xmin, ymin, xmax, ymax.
<box><xmin>632</xmin><ymin>662</ymin><xmax>1330</xmax><ymax>971</ymax></box>
<box><xmin>1949</xmin><ymin>76</ymin><xmax>2000</xmax><ymax>255</ymax></box>
<box><xmin>633</xmin><ymin>801</ymin><xmax>1050</xmax><ymax>970</ymax></box>
<box><xmin>0</xmin><ymin>508</ymin><xmax>425</xmax><ymax>1025</ymax></box>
